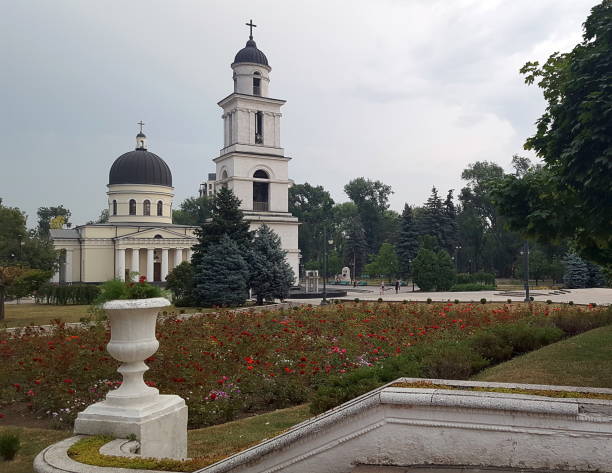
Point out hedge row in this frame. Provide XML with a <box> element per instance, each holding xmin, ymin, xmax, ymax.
<box><xmin>450</xmin><ymin>283</ymin><xmax>497</xmax><ymax>292</ymax></box>
<box><xmin>35</xmin><ymin>283</ymin><xmax>100</xmax><ymax>305</ymax></box>
<box><xmin>310</xmin><ymin>307</ymin><xmax>612</xmax><ymax>414</ymax></box>
<box><xmin>456</xmin><ymin>272</ymin><xmax>496</xmax><ymax>286</ymax></box>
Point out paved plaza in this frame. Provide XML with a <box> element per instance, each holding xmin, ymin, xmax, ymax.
<box><xmin>288</xmin><ymin>287</ymin><xmax>612</xmax><ymax>306</ymax></box>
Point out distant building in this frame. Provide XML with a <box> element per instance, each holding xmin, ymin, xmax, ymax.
<box><xmin>50</xmin><ymin>132</ymin><xmax>197</xmax><ymax>283</ymax></box>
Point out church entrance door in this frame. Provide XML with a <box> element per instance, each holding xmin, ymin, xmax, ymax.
<box><xmin>154</xmin><ymin>262</ymin><xmax>161</xmax><ymax>282</ymax></box>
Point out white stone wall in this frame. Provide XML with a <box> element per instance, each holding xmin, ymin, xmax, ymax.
<box><xmin>232</xmin><ymin>63</ymin><xmax>271</xmax><ymax>96</ymax></box>
<box><xmin>107</xmin><ymin>184</ymin><xmax>174</xmax><ymax>224</ymax></box>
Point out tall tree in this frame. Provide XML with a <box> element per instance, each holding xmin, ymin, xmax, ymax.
<box><xmin>249</xmin><ymin>225</ymin><xmax>294</xmax><ymax>304</ymax></box>
<box><xmin>343</xmin><ymin>214</ymin><xmax>368</xmax><ymax>278</ymax></box>
<box><xmin>192</xmin><ymin>188</ymin><xmax>251</xmax><ymax>267</ymax></box>
<box><xmin>344</xmin><ymin>178</ymin><xmax>393</xmax><ymax>252</ymax></box>
<box><xmin>396</xmin><ymin>204</ymin><xmax>419</xmax><ymax>277</ymax></box>
<box><xmin>364</xmin><ymin>243</ymin><xmax>399</xmax><ymax>279</ymax></box>
<box><xmin>494</xmin><ymin>1</ymin><xmax>612</xmax><ymax>266</ymax></box>
<box><xmin>37</xmin><ymin>205</ymin><xmax>71</xmax><ymax>237</ymax></box>
<box><xmin>289</xmin><ymin>183</ymin><xmax>335</xmax><ymax>264</ymax></box>
<box><xmin>416</xmin><ymin>187</ymin><xmax>445</xmax><ymax>246</ymax></box>
<box><xmin>441</xmin><ymin>190</ymin><xmax>459</xmax><ymax>254</ymax></box>
<box><xmin>192</xmin><ymin>235</ymin><xmax>250</xmax><ymax>307</ymax></box>
<box><xmin>0</xmin><ymin>266</ymin><xmax>26</xmax><ymax>321</ymax></box>
<box><xmin>173</xmin><ymin>196</ymin><xmax>211</xmax><ymax>226</ymax></box>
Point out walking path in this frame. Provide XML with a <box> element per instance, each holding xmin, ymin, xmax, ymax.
<box><xmin>288</xmin><ymin>287</ymin><xmax>612</xmax><ymax>306</ymax></box>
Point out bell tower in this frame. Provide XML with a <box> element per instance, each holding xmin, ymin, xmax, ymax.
<box><xmin>210</xmin><ymin>21</ymin><xmax>300</xmax><ymax>282</ymax></box>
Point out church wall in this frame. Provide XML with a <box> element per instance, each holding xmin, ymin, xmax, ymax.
<box><xmin>81</xmin><ymin>245</ymin><xmax>114</xmax><ymax>283</ymax></box>
<box><xmin>269</xmin><ymin>182</ymin><xmax>288</xmax><ymax>212</ymax></box>
<box><xmin>232</xmin><ymin>64</ymin><xmax>270</xmax><ymax>96</ymax></box>
<box><xmin>107</xmin><ymin>184</ymin><xmax>173</xmax><ymax>225</ymax></box>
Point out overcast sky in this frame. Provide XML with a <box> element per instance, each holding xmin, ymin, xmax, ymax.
<box><xmin>1</xmin><ymin>0</ymin><xmax>594</xmax><ymax>226</ymax></box>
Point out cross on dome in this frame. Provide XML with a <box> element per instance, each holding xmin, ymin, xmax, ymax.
<box><xmin>138</xmin><ymin>121</ymin><xmax>145</xmax><ymax>134</ymax></box>
<box><xmin>245</xmin><ymin>19</ymin><xmax>257</xmax><ymax>39</ymax></box>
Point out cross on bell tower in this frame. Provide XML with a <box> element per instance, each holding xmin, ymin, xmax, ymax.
<box><xmin>245</xmin><ymin>19</ymin><xmax>256</xmax><ymax>39</ymax></box>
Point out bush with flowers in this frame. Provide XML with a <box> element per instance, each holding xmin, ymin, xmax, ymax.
<box><xmin>0</xmin><ymin>302</ymin><xmax>610</xmax><ymax>429</ymax></box>
<box><xmin>95</xmin><ymin>275</ymin><xmax>163</xmax><ymax>303</ymax></box>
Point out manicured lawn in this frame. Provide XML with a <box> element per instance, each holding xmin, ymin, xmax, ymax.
<box><xmin>0</xmin><ymin>426</ymin><xmax>71</xmax><ymax>473</ymax></box>
<box><xmin>0</xmin><ymin>405</ymin><xmax>311</xmax><ymax>473</ymax></box>
<box><xmin>1</xmin><ymin>304</ymin><xmax>207</xmax><ymax>328</ymax></box>
<box><xmin>474</xmin><ymin>324</ymin><xmax>612</xmax><ymax>388</ymax></box>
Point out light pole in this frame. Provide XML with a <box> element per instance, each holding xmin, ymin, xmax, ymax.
<box><xmin>454</xmin><ymin>245</ymin><xmax>462</xmax><ymax>272</ymax></box>
<box><xmin>521</xmin><ymin>241</ymin><xmax>530</xmax><ymax>302</ymax></box>
<box><xmin>321</xmin><ymin>227</ymin><xmax>333</xmax><ymax>305</ymax></box>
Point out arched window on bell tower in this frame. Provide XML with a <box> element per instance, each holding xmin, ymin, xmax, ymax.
<box><xmin>253</xmin><ymin>71</ymin><xmax>261</xmax><ymax>96</ymax></box>
<box><xmin>253</xmin><ymin>169</ymin><xmax>269</xmax><ymax>212</ymax></box>
<box><xmin>112</xmin><ymin>200</ymin><xmax>117</xmax><ymax>216</ymax></box>
<box><xmin>129</xmin><ymin>199</ymin><xmax>136</xmax><ymax>215</ymax></box>
<box><xmin>143</xmin><ymin>200</ymin><xmax>151</xmax><ymax>216</ymax></box>
<box><xmin>255</xmin><ymin>111</ymin><xmax>263</xmax><ymax>144</ymax></box>
<box><xmin>157</xmin><ymin>200</ymin><xmax>163</xmax><ymax>216</ymax></box>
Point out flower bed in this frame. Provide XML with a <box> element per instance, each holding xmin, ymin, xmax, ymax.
<box><xmin>1</xmin><ymin>302</ymin><xmax>610</xmax><ymax>429</ymax></box>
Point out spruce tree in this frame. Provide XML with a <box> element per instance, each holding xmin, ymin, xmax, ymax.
<box><xmin>435</xmin><ymin>249</ymin><xmax>456</xmax><ymax>290</ymax></box>
<box><xmin>343</xmin><ymin>215</ymin><xmax>368</xmax><ymax>278</ymax></box>
<box><xmin>396</xmin><ymin>204</ymin><xmax>419</xmax><ymax>277</ymax></box>
<box><xmin>563</xmin><ymin>253</ymin><xmax>589</xmax><ymax>288</ymax></box>
<box><xmin>441</xmin><ymin>190</ymin><xmax>459</xmax><ymax>253</ymax></box>
<box><xmin>249</xmin><ymin>225</ymin><xmax>295</xmax><ymax>304</ymax></box>
<box><xmin>192</xmin><ymin>187</ymin><xmax>252</xmax><ymax>268</ymax></box>
<box><xmin>193</xmin><ymin>235</ymin><xmax>250</xmax><ymax>307</ymax></box>
<box><xmin>416</xmin><ymin>187</ymin><xmax>445</xmax><ymax>247</ymax></box>
<box><xmin>412</xmin><ymin>247</ymin><xmax>438</xmax><ymax>291</ymax></box>
<box><xmin>585</xmin><ymin>261</ymin><xmax>606</xmax><ymax>288</ymax></box>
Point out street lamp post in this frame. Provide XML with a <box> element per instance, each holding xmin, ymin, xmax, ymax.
<box><xmin>454</xmin><ymin>245</ymin><xmax>462</xmax><ymax>272</ymax></box>
<box><xmin>321</xmin><ymin>227</ymin><xmax>333</xmax><ymax>305</ymax></box>
<box><xmin>521</xmin><ymin>241</ymin><xmax>530</xmax><ymax>302</ymax></box>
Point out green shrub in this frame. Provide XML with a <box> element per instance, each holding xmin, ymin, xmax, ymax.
<box><xmin>426</xmin><ymin>298</ymin><xmax>432</xmax><ymax>304</ymax></box>
<box><xmin>546</xmin><ymin>299</ymin><xmax>553</xmax><ymax>304</ymax></box>
<box><xmin>456</xmin><ymin>272</ymin><xmax>496</xmax><ymax>286</ymax></box>
<box><xmin>416</xmin><ymin>341</ymin><xmax>489</xmax><ymax>379</ymax></box>
<box><xmin>95</xmin><ymin>278</ymin><xmax>162</xmax><ymax>304</ymax></box>
<box><xmin>492</xmin><ymin>323</ymin><xmax>564</xmax><ymax>355</ymax></box>
<box><xmin>480</xmin><ymin>298</ymin><xmax>487</xmax><ymax>304</ymax></box>
<box><xmin>551</xmin><ymin>307</ymin><xmax>612</xmax><ymax>336</ymax></box>
<box><xmin>0</xmin><ymin>433</ymin><xmax>20</xmax><ymax>461</ymax></box>
<box><xmin>354</xmin><ymin>298</ymin><xmax>360</xmax><ymax>303</ymax></box>
<box><xmin>470</xmin><ymin>331</ymin><xmax>513</xmax><ymax>363</ymax></box>
<box><xmin>507</xmin><ymin>298</ymin><xmax>512</xmax><ymax>304</ymax></box>
<box><xmin>36</xmin><ymin>283</ymin><xmax>100</xmax><ymax>305</ymax></box>
<box><xmin>454</xmin><ymin>299</ymin><xmax>460</xmax><ymax>304</ymax></box>
<box><xmin>450</xmin><ymin>283</ymin><xmax>496</xmax><ymax>292</ymax></box>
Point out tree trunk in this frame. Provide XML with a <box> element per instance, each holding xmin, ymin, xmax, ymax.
<box><xmin>0</xmin><ymin>287</ymin><xmax>5</xmax><ymax>322</ymax></box>
<box><xmin>257</xmin><ymin>295</ymin><xmax>264</xmax><ymax>305</ymax></box>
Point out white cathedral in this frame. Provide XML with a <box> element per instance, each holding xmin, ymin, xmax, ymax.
<box><xmin>51</xmin><ymin>26</ymin><xmax>300</xmax><ymax>284</ymax></box>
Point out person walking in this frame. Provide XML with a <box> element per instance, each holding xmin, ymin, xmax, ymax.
<box><xmin>380</xmin><ymin>281</ymin><xmax>385</xmax><ymax>295</ymax></box>
<box><xmin>395</xmin><ymin>279</ymin><xmax>400</xmax><ymax>294</ymax></box>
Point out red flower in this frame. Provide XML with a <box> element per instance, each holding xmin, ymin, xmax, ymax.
<box><xmin>209</xmin><ymin>393</ymin><xmax>217</xmax><ymax>400</ymax></box>
<box><xmin>63</xmin><ymin>379</ymin><xmax>73</xmax><ymax>384</ymax></box>
<box><xmin>139</xmin><ymin>275</ymin><xmax>147</xmax><ymax>283</ymax></box>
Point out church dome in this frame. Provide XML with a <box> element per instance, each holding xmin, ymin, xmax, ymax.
<box><xmin>109</xmin><ymin>149</ymin><xmax>172</xmax><ymax>187</ymax></box>
<box><xmin>233</xmin><ymin>39</ymin><xmax>269</xmax><ymax>66</ymax></box>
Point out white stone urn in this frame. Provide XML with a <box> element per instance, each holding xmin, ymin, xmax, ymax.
<box><xmin>75</xmin><ymin>297</ymin><xmax>188</xmax><ymax>460</ymax></box>
<box><xmin>103</xmin><ymin>297</ymin><xmax>169</xmax><ymax>406</ymax></box>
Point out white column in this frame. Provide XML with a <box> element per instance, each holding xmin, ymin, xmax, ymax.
<box><xmin>115</xmin><ymin>248</ymin><xmax>126</xmax><ymax>281</ymax></box>
<box><xmin>274</xmin><ymin>113</ymin><xmax>281</xmax><ymax>147</ymax></box>
<box><xmin>161</xmin><ymin>248</ymin><xmax>169</xmax><ymax>281</ymax></box>
<box><xmin>249</xmin><ymin>110</ymin><xmax>256</xmax><ymax>144</ymax></box>
<box><xmin>146</xmin><ymin>248</ymin><xmax>154</xmax><ymax>282</ymax></box>
<box><xmin>174</xmin><ymin>248</ymin><xmax>183</xmax><ymax>267</ymax></box>
<box><xmin>131</xmin><ymin>248</ymin><xmax>140</xmax><ymax>281</ymax></box>
<box><xmin>51</xmin><ymin>270</ymin><xmax>60</xmax><ymax>283</ymax></box>
<box><xmin>65</xmin><ymin>249</ymin><xmax>73</xmax><ymax>283</ymax></box>
<box><xmin>187</xmin><ymin>248</ymin><xmax>193</xmax><ymax>262</ymax></box>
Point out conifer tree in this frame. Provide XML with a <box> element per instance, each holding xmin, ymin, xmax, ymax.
<box><xmin>416</xmin><ymin>187</ymin><xmax>445</xmax><ymax>247</ymax></box>
<box><xmin>249</xmin><ymin>225</ymin><xmax>294</xmax><ymax>304</ymax></box>
<box><xmin>435</xmin><ymin>249</ymin><xmax>456</xmax><ymax>290</ymax></box>
<box><xmin>586</xmin><ymin>261</ymin><xmax>607</xmax><ymax>288</ymax></box>
<box><xmin>343</xmin><ymin>215</ymin><xmax>368</xmax><ymax>278</ymax></box>
<box><xmin>192</xmin><ymin>187</ymin><xmax>252</xmax><ymax>267</ymax></box>
<box><xmin>441</xmin><ymin>190</ymin><xmax>459</xmax><ymax>254</ymax></box>
<box><xmin>563</xmin><ymin>253</ymin><xmax>589</xmax><ymax>288</ymax></box>
<box><xmin>396</xmin><ymin>204</ymin><xmax>419</xmax><ymax>277</ymax></box>
<box><xmin>193</xmin><ymin>235</ymin><xmax>250</xmax><ymax>307</ymax></box>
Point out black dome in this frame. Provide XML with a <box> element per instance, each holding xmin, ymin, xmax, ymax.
<box><xmin>234</xmin><ymin>39</ymin><xmax>269</xmax><ymax>66</ymax></box>
<box><xmin>109</xmin><ymin>149</ymin><xmax>172</xmax><ymax>187</ymax></box>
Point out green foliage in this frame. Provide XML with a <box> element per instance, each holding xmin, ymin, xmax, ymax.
<box><xmin>494</xmin><ymin>1</ymin><xmax>612</xmax><ymax>266</ymax></box>
<box><xmin>456</xmin><ymin>272</ymin><xmax>496</xmax><ymax>286</ymax></box>
<box><xmin>344</xmin><ymin>178</ymin><xmax>393</xmax><ymax>252</ymax></box>
<box><xmin>37</xmin><ymin>205</ymin><xmax>71</xmax><ymax>237</ymax></box>
<box><xmin>165</xmin><ymin>262</ymin><xmax>195</xmax><ymax>306</ymax></box>
<box><xmin>172</xmin><ymin>196</ymin><xmax>210</xmax><ymax>226</ymax></box>
<box><xmin>35</xmin><ymin>283</ymin><xmax>100</xmax><ymax>305</ymax></box>
<box><xmin>95</xmin><ymin>277</ymin><xmax>162</xmax><ymax>303</ymax></box>
<box><xmin>364</xmin><ymin>243</ymin><xmax>399</xmax><ymax>278</ymax></box>
<box><xmin>450</xmin><ymin>283</ymin><xmax>496</xmax><ymax>292</ymax></box>
<box><xmin>193</xmin><ymin>235</ymin><xmax>250</xmax><ymax>307</ymax></box>
<box><xmin>396</xmin><ymin>204</ymin><xmax>419</xmax><ymax>277</ymax></box>
<box><xmin>417</xmin><ymin>340</ymin><xmax>489</xmax><ymax>380</ymax></box>
<box><xmin>0</xmin><ymin>432</ymin><xmax>20</xmax><ymax>461</ymax></box>
<box><xmin>563</xmin><ymin>252</ymin><xmax>589</xmax><ymax>288</ymax></box>
<box><xmin>6</xmin><ymin>269</ymin><xmax>52</xmax><ymax>300</ymax></box>
<box><xmin>412</xmin><ymin>247</ymin><xmax>456</xmax><ymax>291</ymax></box>
<box><xmin>249</xmin><ymin>225</ymin><xmax>295</xmax><ymax>304</ymax></box>
<box><xmin>343</xmin><ymin>215</ymin><xmax>368</xmax><ymax>277</ymax></box>
<box><xmin>551</xmin><ymin>307</ymin><xmax>612</xmax><ymax>336</ymax></box>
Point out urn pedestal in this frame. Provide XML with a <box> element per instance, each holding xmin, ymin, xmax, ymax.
<box><xmin>74</xmin><ymin>298</ymin><xmax>187</xmax><ymax>460</ymax></box>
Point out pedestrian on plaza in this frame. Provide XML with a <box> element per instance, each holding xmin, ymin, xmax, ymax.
<box><xmin>395</xmin><ymin>279</ymin><xmax>400</xmax><ymax>294</ymax></box>
<box><xmin>380</xmin><ymin>281</ymin><xmax>385</xmax><ymax>295</ymax></box>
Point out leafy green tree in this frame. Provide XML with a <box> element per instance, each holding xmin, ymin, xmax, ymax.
<box><xmin>249</xmin><ymin>225</ymin><xmax>295</xmax><ymax>304</ymax></box>
<box><xmin>6</xmin><ymin>269</ymin><xmax>51</xmax><ymax>301</ymax></box>
<box><xmin>0</xmin><ymin>266</ymin><xmax>26</xmax><ymax>321</ymax></box>
<box><xmin>37</xmin><ymin>205</ymin><xmax>71</xmax><ymax>237</ymax></box>
<box><xmin>289</xmin><ymin>183</ymin><xmax>335</xmax><ymax>264</ymax></box>
<box><xmin>435</xmin><ymin>250</ymin><xmax>456</xmax><ymax>291</ymax></box>
<box><xmin>87</xmin><ymin>209</ymin><xmax>109</xmax><ymax>224</ymax></box>
<box><xmin>192</xmin><ymin>188</ymin><xmax>251</xmax><ymax>267</ymax></box>
<box><xmin>173</xmin><ymin>196</ymin><xmax>210</xmax><ymax>226</ymax></box>
<box><xmin>165</xmin><ymin>261</ymin><xmax>195</xmax><ymax>306</ymax></box>
<box><xmin>516</xmin><ymin>248</ymin><xmax>549</xmax><ymax>285</ymax></box>
<box><xmin>412</xmin><ymin>248</ymin><xmax>438</xmax><ymax>291</ymax></box>
<box><xmin>344</xmin><ymin>178</ymin><xmax>393</xmax><ymax>252</ymax></box>
<box><xmin>493</xmin><ymin>1</ymin><xmax>612</xmax><ymax>266</ymax></box>
<box><xmin>563</xmin><ymin>253</ymin><xmax>589</xmax><ymax>288</ymax></box>
<box><xmin>396</xmin><ymin>204</ymin><xmax>419</xmax><ymax>277</ymax></box>
<box><xmin>193</xmin><ymin>235</ymin><xmax>250</xmax><ymax>307</ymax></box>
<box><xmin>365</xmin><ymin>243</ymin><xmax>399</xmax><ymax>279</ymax></box>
